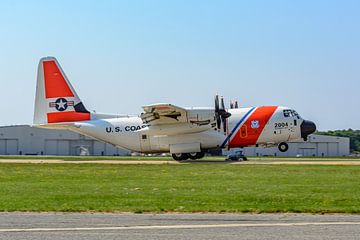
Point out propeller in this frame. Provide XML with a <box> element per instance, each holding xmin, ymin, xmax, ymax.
<box><xmin>234</xmin><ymin>100</ymin><xmax>238</xmax><ymax>109</ymax></box>
<box><xmin>230</xmin><ymin>100</ymin><xmax>239</xmax><ymax>109</ymax></box>
<box><xmin>215</xmin><ymin>95</ymin><xmax>231</xmax><ymax>134</ymax></box>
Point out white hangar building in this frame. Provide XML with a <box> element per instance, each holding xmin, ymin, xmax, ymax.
<box><xmin>0</xmin><ymin>125</ymin><xmax>350</xmax><ymax>157</ymax></box>
<box><xmin>227</xmin><ymin>134</ymin><xmax>350</xmax><ymax>157</ymax></box>
<box><xmin>0</xmin><ymin>125</ymin><xmax>130</xmax><ymax>156</ymax></box>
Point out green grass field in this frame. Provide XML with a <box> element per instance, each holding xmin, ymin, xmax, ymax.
<box><xmin>0</xmin><ymin>163</ymin><xmax>359</xmax><ymax>213</ymax></box>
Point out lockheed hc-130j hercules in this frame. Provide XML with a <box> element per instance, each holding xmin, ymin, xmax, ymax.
<box><xmin>34</xmin><ymin>57</ymin><xmax>316</xmax><ymax>160</ymax></box>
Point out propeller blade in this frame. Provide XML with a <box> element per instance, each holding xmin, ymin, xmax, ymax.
<box><xmin>214</xmin><ymin>95</ymin><xmax>221</xmax><ymax>129</ymax></box>
<box><xmin>215</xmin><ymin>95</ymin><xmax>219</xmax><ymax>112</ymax></box>
<box><xmin>222</xmin><ymin>116</ymin><xmax>227</xmax><ymax>133</ymax></box>
<box><xmin>230</xmin><ymin>101</ymin><xmax>234</xmax><ymax>109</ymax></box>
<box><xmin>220</xmin><ymin>96</ymin><xmax>225</xmax><ymax>110</ymax></box>
<box><xmin>235</xmin><ymin>100</ymin><xmax>238</xmax><ymax>109</ymax></box>
<box><xmin>217</xmin><ymin>117</ymin><xmax>221</xmax><ymax>130</ymax></box>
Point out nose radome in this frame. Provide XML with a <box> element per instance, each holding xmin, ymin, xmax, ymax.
<box><xmin>301</xmin><ymin>120</ymin><xmax>317</xmax><ymax>141</ymax></box>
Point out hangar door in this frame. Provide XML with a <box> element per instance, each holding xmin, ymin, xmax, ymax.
<box><xmin>70</xmin><ymin>140</ymin><xmax>93</xmax><ymax>156</ymax></box>
<box><xmin>93</xmin><ymin>142</ymin><xmax>121</xmax><ymax>156</ymax></box>
<box><xmin>0</xmin><ymin>140</ymin><xmax>4</xmax><ymax>154</ymax></box>
<box><xmin>45</xmin><ymin>140</ymin><xmax>70</xmax><ymax>155</ymax></box>
<box><xmin>328</xmin><ymin>143</ymin><xmax>339</xmax><ymax>156</ymax></box>
<box><xmin>298</xmin><ymin>147</ymin><xmax>316</xmax><ymax>157</ymax></box>
<box><xmin>0</xmin><ymin>139</ymin><xmax>19</xmax><ymax>155</ymax></box>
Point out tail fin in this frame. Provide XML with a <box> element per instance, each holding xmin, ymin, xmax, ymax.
<box><xmin>33</xmin><ymin>57</ymin><xmax>91</xmax><ymax>125</ymax></box>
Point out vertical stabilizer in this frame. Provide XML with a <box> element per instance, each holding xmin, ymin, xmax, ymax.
<box><xmin>33</xmin><ymin>57</ymin><xmax>90</xmax><ymax>125</ymax></box>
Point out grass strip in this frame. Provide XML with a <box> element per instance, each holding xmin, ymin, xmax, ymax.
<box><xmin>0</xmin><ymin>163</ymin><xmax>359</xmax><ymax>213</ymax></box>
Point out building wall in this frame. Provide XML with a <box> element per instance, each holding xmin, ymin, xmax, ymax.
<box><xmin>0</xmin><ymin>125</ymin><xmax>130</xmax><ymax>156</ymax></box>
<box><xmin>224</xmin><ymin>134</ymin><xmax>350</xmax><ymax>157</ymax></box>
<box><xmin>0</xmin><ymin>125</ymin><xmax>350</xmax><ymax>157</ymax></box>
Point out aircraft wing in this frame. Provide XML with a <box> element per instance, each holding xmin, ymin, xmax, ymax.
<box><xmin>141</xmin><ymin>103</ymin><xmax>188</xmax><ymax>125</ymax></box>
<box><xmin>141</xmin><ymin>103</ymin><xmax>215</xmax><ymax>135</ymax></box>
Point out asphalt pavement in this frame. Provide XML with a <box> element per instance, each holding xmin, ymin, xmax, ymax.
<box><xmin>0</xmin><ymin>213</ymin><xmax>360</xmax><ymax>240</ymax></box>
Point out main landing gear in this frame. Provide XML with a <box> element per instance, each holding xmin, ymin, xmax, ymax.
<box><xmin>172</xmin><ymin>152</ymin><xmax>205</xmax><ymax>161</ymax></box>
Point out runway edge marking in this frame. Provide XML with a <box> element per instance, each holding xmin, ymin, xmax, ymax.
<box><xmin>2</xmin><ymin>222</ymin><xmax>360</xmax><ymax>232</ymax></box>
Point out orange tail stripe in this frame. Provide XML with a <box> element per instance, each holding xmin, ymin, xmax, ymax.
<box><xmin>47</xmin><ymin>112</ymin><xmax>90</xmax><ymax>123</ymax></box>
<box><xmin>43</xmin><ymin>61</ymin><xmax>74</xmax><ymax>98</ymax></box>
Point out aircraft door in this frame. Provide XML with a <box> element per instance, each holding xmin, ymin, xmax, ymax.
<box><xmin>140</xmin><ymin>134</ymin><xmax>151</xmax><ymax>152</ymax></box>
<box><xmin>240</xmin><ymin>125</ymin><xmax>248</xmax><ymax>138</ymax></box>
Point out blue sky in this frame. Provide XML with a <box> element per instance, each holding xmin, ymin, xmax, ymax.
<box><xmin>0</xmin><ymin>0</ymin><xmax>359</xmax><ymax>130</ymax></box>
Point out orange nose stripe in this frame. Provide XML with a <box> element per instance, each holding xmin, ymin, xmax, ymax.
<box><xmin>230</xmin><ymin>106</ymin><xmax>277</xmax><ymax>147</ymax></box>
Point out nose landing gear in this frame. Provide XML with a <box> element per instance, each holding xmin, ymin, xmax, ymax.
<box><xmin>278</xmin><ymin>142</ymin><xmax>289</xmax><ymax>152</ymax></box>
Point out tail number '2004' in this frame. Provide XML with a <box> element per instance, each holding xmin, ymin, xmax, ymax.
<box><xmin>275</xmin><ymin>122</ymin><xmax>288</xmax><ymax>129</ymax></box>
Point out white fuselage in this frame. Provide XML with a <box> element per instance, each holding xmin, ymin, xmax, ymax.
<box><xmin>33</xmin><ymin>57</ymin><xmax>314</xmax><ymax>156</ymax></box>
<box><xmin>66</xmin><ymin>106</ymin><xmax>304</xmax><ymax>153</ymax></box>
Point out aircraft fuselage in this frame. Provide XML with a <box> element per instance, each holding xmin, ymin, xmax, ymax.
<box><xmin>68</xmin><ymin>106</ymin><xmax>310</xmax><ymax>153</ymax></box>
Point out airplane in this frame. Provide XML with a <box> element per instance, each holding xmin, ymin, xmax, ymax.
<box><xmin>33</xmin><ymin>57</ymin><xmax>316</xmax><ymax>161</ymax></box>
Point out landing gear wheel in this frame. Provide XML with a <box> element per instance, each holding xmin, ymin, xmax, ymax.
<box><xmin>188</xmin><ymin>152</ymin><xmax>205</xmax><ymax>160</ymax></box>
<box><xmin>278</xmin><ymin>142</ymin><xmax>289</xmax><ymax>152</ymax></box>
<box><xmin>172</xmin><ymin>153</ymin><xmax>189</xmax><ymax>161</ymax></box>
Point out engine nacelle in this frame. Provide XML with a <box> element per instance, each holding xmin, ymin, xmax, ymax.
<box><xmin>186</xmin><ymin>109</ymin><xmax>215</xmax><ymax>125</ymax></box>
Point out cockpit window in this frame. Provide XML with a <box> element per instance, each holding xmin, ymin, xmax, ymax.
<box><xmin>283</xmin><ymin>109</ymin><xmax>291</xmax><ymax>117</ymax></box>
<box><xmin>283</xmin><ymin>109</ymin><xmax>300</xmax><ymax>118</ymax></box>
<box><xmin>292</xmin><ymin>110</ymin><xmax>300</xmax><ymax>118</ymax></box>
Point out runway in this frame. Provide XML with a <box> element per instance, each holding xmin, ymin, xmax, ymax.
<box><xmin>0</xmin><ymin>213</ymin><xmax>360</xmax><ymax>240</ymax></box>
<box><xmin>1</xmin><ymin>159</ymin><xmax>360</xmax><ymax>165</ymax></box>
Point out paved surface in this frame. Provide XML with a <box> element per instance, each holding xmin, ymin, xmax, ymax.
<box><xmin>0</xmin><ymin>159</ymin><xmax>176</xmax><ymax>164</ymax></box>
<box><xmin>1</xmin><ymin>159</ymin><xmax>360</xmax><ymax>165</ymax></box>
<box><xmin>0</xmin><ymin>213</ymin><xmax>360</xmax><ymax>240</ymax></box>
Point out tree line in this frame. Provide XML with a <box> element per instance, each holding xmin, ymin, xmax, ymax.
<box><xmin>316</xmin><ymin>129</ymin><xmax>360</xmax><ymax>153</ymax></box>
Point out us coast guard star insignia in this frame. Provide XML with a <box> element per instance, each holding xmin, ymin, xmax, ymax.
<box><xmin>49</xmin><ymin>98</ymin><xmax>74</xmax><ymax>112</ymax></box>
<box><xmin>251</xmin><ymin>120</ymin><xmax>260</xmax><ymax>129</ymax></box>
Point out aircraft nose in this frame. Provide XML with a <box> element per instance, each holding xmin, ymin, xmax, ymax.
<box><xmin>301</xmin><ymin>120</ymin><xmax>316</xmax><ymax>141</ymax></box>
